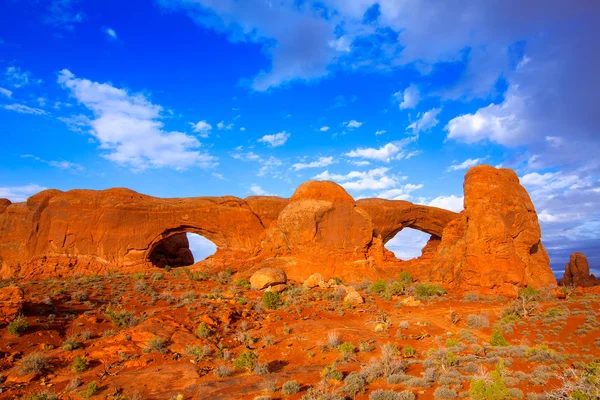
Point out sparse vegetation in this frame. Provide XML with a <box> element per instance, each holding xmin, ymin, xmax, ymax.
<box><xmin>282</xmin><ymin>380</ymin><xmax>301</xmax><ymax>395</ymax></box>
<box><xmin>415</xmin><ymin>283</ymin><xmax>447</xmax><ymax>298</ymax></box>
<box><xmin>262</xmin><ymin>291</ymin><xmax>283</xmax><ymax>310</ymax></box>
<box><xmin>19</xmin><ymin>352</ymin><xmax>48</xmax><ymax>375</ymax></box>
<box><xmin>235</xmin><ymin>350</ymin><xmax>258</xmax><ymax>372</ymax></box>
<box><xmin>8</xmin><ymin>316</ymin><xmax>28</xmax><ymax>336</ymax></box>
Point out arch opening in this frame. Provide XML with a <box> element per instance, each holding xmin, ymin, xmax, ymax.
<box><xmin>148</xmin><ymin>231</ymin><xmax>217</xmax><ymax>269</ymax></box>
<box><xmin>384</xmin><ymin>228</ymin><xmax>432</xmax><ymax>261</ymax></box>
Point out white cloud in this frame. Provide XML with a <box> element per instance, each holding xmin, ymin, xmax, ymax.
<box><xmin>44</xmin><ymin>0</ymin><xmax>84</xmax><ymax>30</ymax></box>
<box><xmin>249</xmin><ymin>184</ymin><xmax>272</xmax><ymax>196</ymax></box>
<box><xmin>345</xmin><ymin>141</ymin><xmax>410</xmax><ymax>162</ymax></box>
<box><xmin>407</xmin><ymin>108</ymin><xmax>441</xmax><ymax>134</ymax></box>
<box><xmin>375</xmin><ymin>130</ymin><xmax>386</xmax><ymax>135</ymax></box>
<box><xmin>350</xmin><ymin>160</ymin><xmax>370</xmax><ymax>167</ymax></box>
<box><xmin>377</xmin><ymin>183</ymin><xmax>424</xmax><ymax>200</ymax></box>
<box><xmin>0</xmin><ymin>184</ymin><xmax>47</xmax><ymax>202</ymax></box>
<box><xmin>293</xmin><ymin>156</ymin><xmax>334</xmax><ymax>171</ymax></box>
<box><xmin>104</xmin><ymin>27</ymin><xmax>118</xmax><ymax>39</ymax></box>
<box><xmin>21</xmin><ymin>154</ymin><xmax>84</xmax><ymax>172</ymax></box>
<box><xmin>5</xmin><ymin>66</ymin><xmax>40</xmax><ymax>88</ymax></box>
<box><xmin>0</xmin><ymin>87</ymin><xmax>12</xmax><ymax>98</ymax></box>
<box><xmin>240</xmin><ymin>127</ymin><xmax>246</xmax><ymax>131</ymax></box>
<box><xmin>58</xmin><ymin>114</ymin><xmax>91</xmax><ymax>132</ymax></box>
<box><xmin>258</xmin><ymin>156</ymin><xmax>283</xmax><ymax>177</ymax></box>
<box><xmin>2</xmin><ymin>104</ymin><xmax>48</xmax><ymax>115</ymax></box>
<box><xmin>258</xmin><ymin>131</ymin><xmax>290</xmax><ymax>147</ymax></box>
<box><xmin>446</xmin><ymin>157</ymin><xmax>487</xmax><ymax>172</ymax></box>
<box><xmin>217</xmin><ymin>121</ymin><xmax>233</xmax><ymax>130</ymax></box>
<box><xmin>394</xmin><ymin>84</ymin><xmax>420</xmax><ymax>109</ymax></box>
<box><xmin>314</xmin><ymin>167</ymin><xmax>398</xmax><ymax>191</ymax></box>
<box><xmin>319</xmin><ymin>126</ymin><xmax>330</xmax><ymax>132</ymax></box>
<box><xmin>343</xmin><ymin>120</ymin><xmax>363</xmax><ymax>129</ymax></box>
<box><xmin>58</xmin><ymin>69</ymin><xmax>216</xmax><ymax>171</ymax></box>
<box><xmin>428</xmin><ymin>195</ymin><xmax>464</xmax><ymax>212</ymax></box>
<box><xmin>190</xmin><ymin>120</ymin><xmax>212</xmax><ymax>137</ymax></box>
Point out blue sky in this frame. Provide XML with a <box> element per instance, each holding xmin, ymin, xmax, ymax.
<box><xmin>1</xmin><ymin>0</ymin><xmax>599</xmax><ymax>277</ymax></box>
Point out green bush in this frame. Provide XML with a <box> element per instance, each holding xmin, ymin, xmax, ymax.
<box><xmin>19</xmin><ymin>352</ymin><xmax>48</xmax><ymax>374</ymax></box>
<box><xmin>62</xmin><ymin>337</ymin><xmax>80</xmax><ymax>351</ymax></box>
<box><xmin>262</xmin><ymin>291</ymin><xmax>283</xmax><ymax>310</ymax></box>
<box><xmin>320</xmin><ymin>363</ymin><xmax>343</xmax><ymax>381</ymax></box>
<box><xmin>234</xmin><ymin>350</ymin><xmax>258</xmax><ymax>372</ymax></box>
<box><xmin>236</xmin><ymin>278</ymin><xmax>250</xmax><ymax>289</ymax></box>
<box><xmin>338</xmin><ymin>342</ymin><xmax>356</xmax><ymax>360</ymax></box>
<box><xmin>403</xmin><ymin>345</ymin><xmax>416</xmax><ymax>357</ymax></box>
<box><xmin>282</xmin><ymin>380</ymin><xmax>301</xmax><ymax>395</ymax></box>
<box><xmin>415</xmin><ymin>283</ymin><xmax>446</xmax><ymax>298</ymax></box>
<box><xmin>105</xmin><ymin>307</ymin><xmax>138</xmax><ymax>328</ymax></box>
<box><xmin>196</xmin><ymin>322</ymin><xmax>211</xmax><ymax>338</ymax></box>
<box><xmin>145</xmin><ymin>337</ymin><xmax>168</xmax><ymax>353</ymax></box>
<box><xmin>469</xmin><ymin>363</ymin><xmax>510</xmax><ymax>400</ymax></box>
<box><xmin>398</xmin><ymin>271</ymin><xmax>413</xmax><ymax>284</ymax></box>
<box><xmin>369</xmin><ymin>280</ymin><xmax>387</xmax><ymax>295</ymax></box>
<box><xmin>8</xmin><ymin>316</ymin><xmax>28</xmax><ymax>336</ymax></box>
<box><xmin>72</xmin><ymin>355</ymin><xmax>87</xmax><ymax>373</ymax></box>
<box><xmin>85</xmin><ymin>381</ymin><xmax>98</xmax><ymax>398</ymax></box>
<box><xmin>490</xmin><ymin>328</ymin><xmax>509</xmax><ymax>346</ymax></box>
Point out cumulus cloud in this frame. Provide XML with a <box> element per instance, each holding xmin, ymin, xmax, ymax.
<box><xmin>343</xmin><ymin>120</ymin><xmax>363</xmax><ymax>129</ymax></box>
<box><xmin>0</xmin><ymin>184</ymin><xmax>47</xmax><ymax>202</ymax></box>
<box><xmin>319</xmin><ymin>126</ymin><xmax>330</xmax><ymax>132</ymax></box>
<box><xmin>394</xmin><ymin>84</ymin><xmax>420</xmax><ymax>109</ymax></box>
<box><xmin>217</xmin><ymin>121</ymin><xmax>233</xmax><ymax>130</ymax></box>
<box><xmin>377</xmin><ymin>183</ymin><xmax>424</xmax><ymax>200</ymax></box>
<box><xmin>230</xmin><ymin>150</ymin><xmax>284</xmax><ymax>178</ymax></box>
<box><xmin>345</xmin><ymin>141</ymin><xmax>414</xmax><ymax>163</ymax></box>
<box><xmin>375</xmin><ymin>130</ymin><xmax>386</xmax><ymax>135</ymax></box>
<box><xmin>3</xmin><ymin>104</ymin><xmax>48</xmax><ymax>115</ymax></box>
<box><xmin>313</xmin><ymin>167</ymin><xmax>398</xmax><ymax>191</ymax></box>
<box><xmin>407</xmin><ymin>108</ymin><xmax>441</xmax><ymax>134</ymax></box>
<box><xmin>446</xmin><ymin>157</ymin><xmax>487</xmax><ymax>172</ymax></box>
<box><xmin>293</xmin><ymin>156</ymin><xmax>334</xmax><ymax>171</ymax></box>
<box><xmin>427</xmin><ymin>194</ymin><xmax>464</xmax><ymax>212</ymax></box>
<box><xmin>258</xmin><ymin>131</ymin><xmax>290</xmax><ymax>147</ymax></box>
<box><xmin>158</xmin><ymin>0</ymin><xmax>338</xmax><ymax>91</ymax></box>
<box><xmin>5</xmin><ymin>66</ymin><xmax>40</xmax><ymax>88</ymax></box>
<box><xmin>190</xmin><ymin>120</ymin><xmax>212</xmax><ymax>137</ymax></box>
<box><xmin>249</xmin><ymin>184</ymin><xmax>272</xmax><ymax>196</ymax></box>
<box><xmin>58</xmin><ymin>69</ymin><xmax>216</xmax><ymax>171</ymax></box>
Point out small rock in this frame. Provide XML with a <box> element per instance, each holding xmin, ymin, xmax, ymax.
<box><xmin>303</xmin><ymin>273</ymin><xmax>325</xmax><ymax>288</ymax></box>
<box><xmin>266</xmin><ymin>284</ymin><xmax>287</xmax><ymax>293</ymax></box>
<box><xmin>250</xmin><ymin>268</ymin><xmax>287</xmax><ymax>290</ymax></box>
<box><xmin>343</xmin><ymin>291</ymin><xmax>364</xmax><ymax>305</ymax></box>
<box><xmin>401</xmin><ymin>296</ymin><xmax>421</xmax><ymax>307</ymax></box>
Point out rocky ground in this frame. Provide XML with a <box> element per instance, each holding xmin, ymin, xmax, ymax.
<box><xmin>1</xmin><ymin>268</ymin><xmax>599</xmax><ymax>400</ymax></box>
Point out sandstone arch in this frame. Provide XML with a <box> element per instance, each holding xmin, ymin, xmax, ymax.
<box><xmin>0</xmin><ymin>165</ymin><xmax>557</xmax><ymax>294</ymax></box>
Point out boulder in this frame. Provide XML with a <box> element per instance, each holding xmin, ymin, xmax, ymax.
<box><xmin>303</xmin><ymin>273</ymin><xmax>325</xmax><ymax>288</ymax></box>
<box><xmin>250</xmin><ymin>268</ymin><xmax>287</xmax><ymax>290</ymax></box>
<box><xmin>343</xmin><ymin>290</ymin><xmax>364</xmax><ymax>305</ymax></box>
<box><xmin>560</xmin><ymin>252</ymin><xmax>599</xmax><ymax>287</ymax></box>
<box><xmin>0</xmin><ymin>286</ymin><xmax>24</xmax><ymax>323</ymax></box>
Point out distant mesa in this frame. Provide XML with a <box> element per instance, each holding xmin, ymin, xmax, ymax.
<box><xmin>0</xmin><ymin>165</ymin><xmax>558</xmax><ymax>295</ymax></box>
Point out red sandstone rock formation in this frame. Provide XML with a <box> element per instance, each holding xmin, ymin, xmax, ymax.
<box><xmin>560</xmin><ymin>252</ymin><xmax>599</xmax><ymax>287</ymax></box>
<box><xmin>425</xmin><ymin>166</ymin><xmax>556</xmax><ymax>295</ymax></box>
<box><xmin>0</xmin><ymin>165</ymin><xmax>556</xmax><ymax>294</ymax></box>
<box><xmin>0</xmin><ymin>286</ymin><xmax>24</xmax><ymax>323</ymax></box>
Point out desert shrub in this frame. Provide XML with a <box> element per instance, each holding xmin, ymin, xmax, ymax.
<box><xmin>62</xmin><ymin>337</ymin><xmax>80</xmax><ymax>351</ymax></box>
<box><xmin>508</xmin><ymin>388</ymin><xmax>524</xmax><ymax>399</ymax></box>
<box><xmin>196</xmin><ymin>322</ymin><xmax>211</xmax><ymax>338</ymax></box>
<box><xmin>145</xmin><ymin>337</ymin><xmax>168</xmax><ymax>353</ymax></box>
<box><xmin>105</xmin><ymin>307</ymin><xmax>138</xmax><ymax>328</ymax></box>
<box><xmin>526</xmin><ymin>345</ymin><xmax>563</xmax><ymax>363</ymax></box>
<box><xmin>8</xmin><ymin>316</ymin><xmax>28</xmax><ymax>336</ymax></box>
<box><xmin>339</xmin><ymin>372</ymin><xmax>365</xmax><ymax>396</ymax></box>
<box><xmin>469</xmin><ymin>363</ymin><xmax>510</xmax><ymax>400</ymax></box>
<box><xmin>467</xmin><ymin>314</ymin><xmax>489</xmax><ymax>328</ymax></box>
<box><xmin>369</xmin><ymin>280</ymin><xmax>387</xmax><ymax>295</ymax></box>
<box><xmin>490</xmin><ymin>328</ymin><xmax>509</xmax><ymax>346</ymax></box>
<box><xmin>213</xmin><ymin>364</ymin><xmax>234</xmax><ymax>377</ymax></box>
<box><xmin>403</xmin><ymin>345</ymin><xmax>416</xmax><ymax>357</ymax></box>
<box><xmin>22</xmin><ymin>392</ymin><xmax>58</xmax><ymax>400</ymax></box>
<box><xmin>321</xmin><ymin>363</ymin><xmax>344</xmax><ymax>381</ymax></box>
<box><xmin>85</xmin><ymin>381</ymin><xmax>98</xmax><ymax>398</ymax></box>
<box><xmin>185</xmin><ymin>345</ymin><xmax>207</xmax><ymax>361</ymax></box>
<box><xmin>545</xmin><ymin>361</ymin><xmax>599</xmax><ymax>399</ymax></box>
<box><xmin>183</xmin><ymin>268</ymin><xmax>207</xmax><ymax>281</ymax></box>
<box><xmin>235</xmin><ymin>351</ymin><xmax>258</xmax><ymax>372</ymax></box>
<box><xmin>328</xmin><ymin>331</ymin><xmax>342</xmax><ymax>347</ymax></box>
<box><xmin>404</xmin><ymin>377</ymin><xmax>428</xmax><ymax>388</ymax></box>
<box><xmin>434</xmin><ymin>387</ymin><xmax>458</xmax><ymax>399</ymax></box>
<box><xmin>282</xmin><ymin>380</ymin><xmax>301</xmax><ymax>395</ymax></box>
<box><xmin>253</xmin><ymin>362</ymin><xmax>269</xmax><ymax>375</ymax></box>
<box><xmin>19</xmin><ymin>352</ymin><xmax>48</xmax><ymax>374</ymax></box>
<box><xmin>398</xmin><ymin>271</ymin><xmax>413</xmax><ymax>284</ymax></box>
<box><xmin>370</xmin><ymin>390</ymin><xmax>415</xmax><ymax>400</ymax></box>
<box><xmin>415</xmin><ymin>283</ymin><xmax>446</xmax><ymax>298</ymax></box>
<box><xmin>338</xmin><ymin>342</ymin><xmax>356</xmax><ymax>360</ymax></box>
<box><xmin>236</xmin><ymin>278</ymin><xmax>251</xmax><ymax>289</ymax></box>
<box><xmin>262</xmin><ymin>292</ymin><xmax>283</xmax><ymax>310</ymax></box>
<box><xmin>71</xmin><ymin>355</ymin><xmax>87</xmax><ymax>373</ymax></box>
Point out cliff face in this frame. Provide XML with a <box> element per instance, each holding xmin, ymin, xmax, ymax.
<box><xmin>0</xmin><ymin>165</ymin><xmax>556</xmax><ymax>294</ymax></box>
